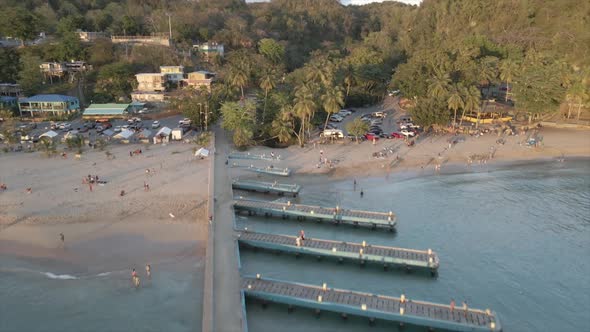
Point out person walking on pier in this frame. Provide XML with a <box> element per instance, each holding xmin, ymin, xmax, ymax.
<box><xmin>462</xmin><ymin>300</ymin><xmax>468</xmax><ymax>318</ymax></box>
<box><xmin>450</xmin><ymin>299</ymin><xmax>455</xmax><ymax>312</ymax></box>
<box><xmin>299</xmin><ymin>230</ymin><xmax>305</xmax><ymax>241</ymax></box>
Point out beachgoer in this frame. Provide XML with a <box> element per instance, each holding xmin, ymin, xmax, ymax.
<box><xmin>353</xmin><ymin>179</ymin><xmax>357</xmax><ymax>191</ymax></box>
<box><xmin>450</xmin><ymin>299</ymin><xmax>455</xmax><ymax>312</ymax></box>
<box><xmin>60</xmin><ymin>233</ymin><xmax>65</xmax><ymax>244</ymax></box>
<box><xmin>145</xmin><ymin>264</ymin><xmax>151</xmax><ymax>278</ymax></box>
<box><xmin>132</xmin><ymin>268</ymin><xmax>137</xmax><ymax>278</ymax></box>
<box><xmin>360</xmin><ymin>190</ymin><xmax>364</xmax><ymax>198</ymax></box>
<box><xmin>26</xmin><ymin>188</ymin><xmax>32</xmax><ymax>194</ymax></box>
<box><xmin>120</xmin><ymin>190</ymin><xmax>125</xmax><ymax>197</ymax></box>
<box><xmin>299</xmin><ymin>230</ymin><xmax>305</xmax><ymax>240</ymax></box>
<box><xmin>130</xmin><ymin>151</ymin><xmax>133</xmax><ymax>157</ymax></box>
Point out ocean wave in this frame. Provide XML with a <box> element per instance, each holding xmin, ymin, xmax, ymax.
<box><xmin>96</xmin><ymin>272</ymin><xmax>111</xmax><ymax>277</ymax></box>
<box><xmin>42</xmin><ymin>272</ymin><xmax>79</xmax><ymax>280</ymax></box>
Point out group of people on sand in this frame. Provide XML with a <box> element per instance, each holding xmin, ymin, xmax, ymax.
<box><xmin>131</xmin><ymin>264</ymin><xmax>152</xmax><ymax>288</ymax></box>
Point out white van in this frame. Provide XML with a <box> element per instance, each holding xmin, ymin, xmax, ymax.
<box><xmin>320</xmin><ymin>129</ymin><xmax>344</xmax><ymax>138</ymax></box>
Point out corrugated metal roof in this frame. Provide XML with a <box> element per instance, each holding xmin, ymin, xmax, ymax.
<box><xmin>20</xmin><ymin>94</ymin><xmax>78</xmax><ymax>103</ymax></box>
<box><xmin>84</xmin><ymin>103</ymin><xmax>130</xmax><ymax>115</ymax></box>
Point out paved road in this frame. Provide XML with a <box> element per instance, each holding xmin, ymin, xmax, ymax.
<box><xmin>211</xmin><ymin>126</ymin><xmax>243</xmax><ymax>332</ymax></box>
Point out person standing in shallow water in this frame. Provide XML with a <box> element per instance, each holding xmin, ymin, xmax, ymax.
<box><xmin>360</xmin><ymin>189</ymin><xmax>364</xmax><ymax>198</ymax></box>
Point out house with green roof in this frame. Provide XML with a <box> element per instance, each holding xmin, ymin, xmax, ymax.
<box><xmin>18</xmin><ymin>94</ymin><xmax>80</xmax><ymax>117</ymax></box>
<box><xmin>82</xmin><ymin>103</ymin><xmax>131</xmax><ymax>119</ymax></box>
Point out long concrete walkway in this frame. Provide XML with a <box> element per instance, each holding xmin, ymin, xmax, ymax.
<box><xmin>211</xmin><ymin>127</ymin><xmax>243</xmax><ymax>332</ymax></box>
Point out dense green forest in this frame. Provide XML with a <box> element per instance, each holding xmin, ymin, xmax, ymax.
<box><xmin>1</xmin><ymin>0</ymin><xmax>589</xmax><ymax>147</ymax></box>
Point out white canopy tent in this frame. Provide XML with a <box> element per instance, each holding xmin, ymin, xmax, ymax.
<box><xmin>40</xmin><ymin>130</ymin><xmax>59</xmax><ymax>138</ymax></box>
<box><xmin>114</xmin><ymin>129</ymin><xmax>134</xmax><ymax>139</ymax></box>
<box><xmin>195</xmin><ymin>148</ymin><xmax>209</xmax><ymax>157</ymax></box>
<box><xmin>155</xmin><ymin>126</ymin><xmax>172</xmax><ymax>137</ymax></box>
<box><xmin>101</xmin><ymin>129</ymin><xmax>115</xmax><ymax>137</ymax></box>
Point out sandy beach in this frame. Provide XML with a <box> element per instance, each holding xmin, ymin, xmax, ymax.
<box><xmin>0</xmin><ymin>142</ymin><xmax>210</xmax><ymax>275</ymax></box>
<box><xmin>239</xmin><ymin>126</ymin><xmax>590</xmax><ymax>181</ymax></box>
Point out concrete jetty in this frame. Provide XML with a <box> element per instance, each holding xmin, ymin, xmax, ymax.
<box><xmin>238</xmin><ymin>231</ymin><xmax>439</xmax><ymax>273</ymax></box>
<box><xmin>234</xmin><ymin>199</ymin><xmax>396</xmax><ymax>231</ymax></box>
<box><xmin>231</xmin><ymin>163</ymin><xmax>292</xmax><ymax>176</ymax></box>
<box><xmin>232</xmin><ymin>179</ymin><xmax>300</xmax><ymax>196</ymax></box>
<box><xmin>228</xmin><ymin>152</ymin><xmax>281</xmax><ymax>161</ymax></box>
<box><xmin>241</xmin><ymin>277</ymin><xmax>501</xmax><ymax>332</ymax></box>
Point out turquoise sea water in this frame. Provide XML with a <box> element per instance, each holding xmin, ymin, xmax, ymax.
<box><xmin>1</xmin><ymin>159</ymin><xmax>588</xmax><ymax>331</ymax></box>
<box><xmin>239</xmin><ymin>159</ymin><xmax>590</xmax><ymax>332</ymax></box>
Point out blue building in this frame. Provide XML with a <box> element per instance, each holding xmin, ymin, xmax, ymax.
<box><xmin>18</xmin><ymin>94</ymin><xmax>80</xmax><ymax>118</ymax></box>
<box><xmin>0</xmin><ymin>96</ymin><xmax>18</xmax><ymax>111</ymax></box>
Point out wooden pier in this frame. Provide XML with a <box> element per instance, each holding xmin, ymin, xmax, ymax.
<box><xmin>228</xmin><ymin>152</ymin><xmax>281</xmax><ymax>161</ymax></box>
<box><xmin>232</xmin><ymin>180</ymin><xmax>300</xmax><ymax>196</ymax></box>
<box><xmin>234</xmin><ymin>199</ymin><xmax>396</xmax><ymax>231</ymax></box>
<box><xmin>241</xmin><ymin>277</ymin><xmax>501</xmax><ymax>332</ymax></box>
<box><xmin>238</xmin><ymin>231</ymin><xmax>439</xmax><ymax>273</ymax></box>
<box><xmin>231</xmin><ymin>163</ymin><xmax>291</xmax><ymax>177</ymax></box>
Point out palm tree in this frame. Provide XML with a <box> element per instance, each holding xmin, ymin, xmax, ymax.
<box><xmin>460</xmin><ymin>85</ymin><xmax>481</xmax><ymax>127</ymax></box>
<box><xmin>306</xmin><ymin>58</ymin><xmax>334</xmax><ymax>88</ymax></box>
<box><xmin>259</xmin><ymin>67</ymin><xmax>277</xmax><ymax>123</ymax></box>
<box><xmin>321</xmin><ymin>85</ymin><xmax>344</xmax><ymax>131</ymax></box>
<box><xmin>427</xmin><ymin>70</ymin><xmax>451</xmax><ymax>98</ymax></box>
<box><xmin>478</xmin><ymin>56</ymin><xmax>499</xmax><ymax>97</ymax></box>
<box><xmin>293</xmin><ymin>84</ymin><xmax>316</xmax><ymax>147</ymax></box>
<box><xmin>447</xmin><ymin>84</ymin><xmax>464</xmax><ymax>127</ymax></box>
<box><xmin>271</xmin><ymin>106</ymin><xmax>296</xmax><ymax>144</ymax></box>
<box><xmin>341</xmin><ymin>64</ymin><xmax>356</xmax><ymax>100</ymax></box>
<box><xmin>566</xmin><ymin>81</ymin><xmax>589</xmax><ymax>121</ymax></box>
<box><xmin>228</xmin><ymin>63</ymin><xmax>249</xmax><ymax>99</ymax></box>
<box><xmin>499</xmin><ymin>59</ymin><xmax>518</xmax><ymax>102</ymax></box>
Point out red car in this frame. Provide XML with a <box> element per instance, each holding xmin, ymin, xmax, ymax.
<box><xmin>364</xmin><ymin>133</ymin><xmax>380</xmax><ymax>141</ymax></box>
<box><xmin>390</xmin><ymin>132</ymin><xmax>403</xmax><ymax>139</ymax></box>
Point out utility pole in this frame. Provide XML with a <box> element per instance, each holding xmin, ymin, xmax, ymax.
<box><xmin>205</xmin><ymin>103</ymin><xmax>209</xmax><ymax>131</ymax></box>
<box><xmin>167</xmin><ymin>13</ymin><xmax>172</xmax><ymax>40</ymax></box>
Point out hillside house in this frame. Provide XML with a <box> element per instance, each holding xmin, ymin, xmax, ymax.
<box><xmin>183</xmin><ymin>71</ymin><xmax>215</xmax><ymax>91</ymax></box>
<box><xmin>76</xmin><ymin>30</ymin><xmax>106</xmax><ymax>42</ymax></box>
<box><xmin>136</xmin><ymin>73</ymin><xmax>167</xmax><ymax>92</ymax></box>
<box><xmin>0</xmin><ymin>83</ymin><xmax>22</xmax><ymax>97</ymax></box>
<box><xmin>194</xmin><ymin>42</ymin><xmax>224</xmax><ymax>62</ymax></box>
<box><xmin>131</xmin><ymin>91</ymin><xmax>166</xmax><ymax>103</ymax></box>
<box><xmin>160</xmin><ymin>66</ymin><xmax>184</xmax><ymax>83</ymax></box>
<box><xmin>18</xmin><ymin>94</ymin><xmax>80</xmax><ymax>117</ymax></box>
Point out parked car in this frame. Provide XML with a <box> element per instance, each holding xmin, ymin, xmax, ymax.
<box><xmin>320</xmin><ymin>129</ymin><xmax>344</xmax><ymax>138</ymax></box>
<box><xmin>360</xmin><ymin>114</ymin><xmax>372</xmax><ymax>120</ymax></box>
<box><xmin>390</xmin><ymin>132</ymin><xmax>403</xmax><ymax>139</ymax></box>
<box><xmin>61</xmin><ymin>123</ymin><xmax>72</xmax><ymax>131</ymax></box>
<box><xmin>114</xmin><ymin>126</ymin><xmax>122</xmax><ymax>132</ymax></box>
<box><xmin>84</xmin><ymin>121</ymin><xmax>96</xmax><ymax>129</ymax></box>
<box><xmin>370</xmin><ymin>119</ymin><xmax>383</xmax><ymax>126</ymax></box>
<box><xmin>400</xmin><ymin>129</ymin><xmax>416</xmax><ymax>137</ymax></box>
<box><xmin>179</xmin><ymin>118</ymin><xmax>192</xmax><ymax>126</ymax></box>
<box><xmin>78</xmin><ymin>126</ymin><xmax>89</xmax><ymax>133</ymax></box>
<box><xmin>380</xmin><ymin>133</ymin><xmax>392</xmax><ymax>139</ymax></box>
<box><xmin>372</xmin><ymin>111</ymin><xmax>386</xmax><ymax>118</ymax></box>
<box><xmin>151</xmin><ymin>121</ymin><xmax>160</xmax><ymax>129</ymax></box>
<box><xmin>388</xmin><ymin>89</ymin><xmax>400</xmax><ymax>96</ymax></box>
<box><xmin>329</xmin><ymin>114</ymin><xmax>343</xmax><ymax>122</ymax></box>
<box><xmin>364</xmin><ymin>133</ymin><xmax>380</xmax><ymax>141</ymax></box>
<box><xmin>338</xmin><ymin>109</ymin><xmax>352</xmax><ymax>117</ymax></box>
